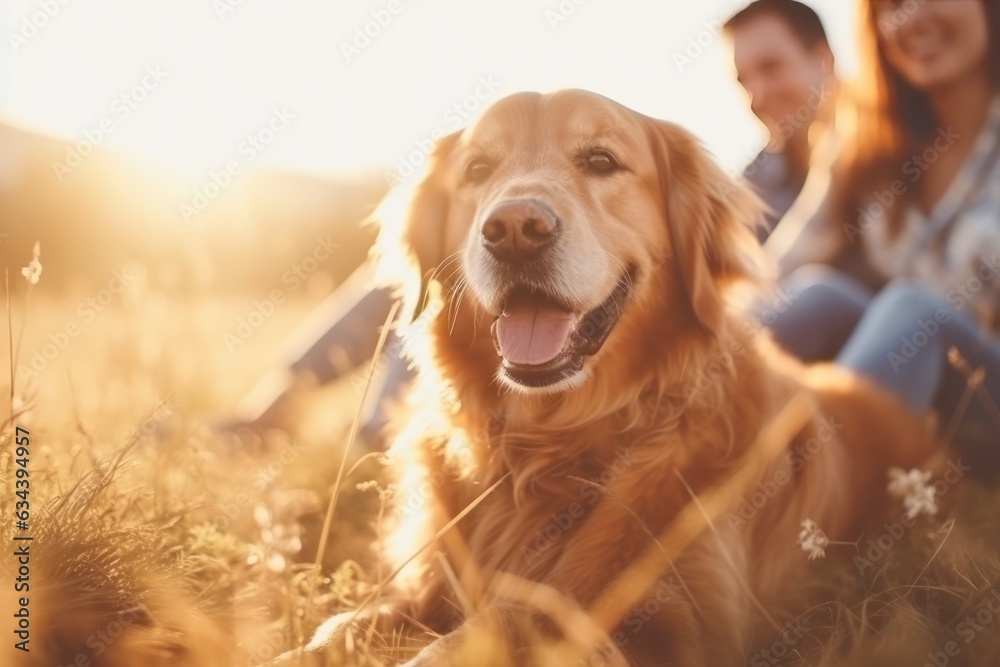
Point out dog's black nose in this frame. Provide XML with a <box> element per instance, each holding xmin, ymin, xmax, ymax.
<box><xmin>481</xmin><ymin>199</ymin><xmax>559</xmax><ymax>263</ymax></box>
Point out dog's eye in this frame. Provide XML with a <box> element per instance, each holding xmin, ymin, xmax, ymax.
<box><xmin>583</xmin><ymin>149</ymin><xmax>621</xmax><ymax>174</ymax></box>
<box><xmin>465</xmin><ymin>158</ymin><xmax>493</xmax><ymax>184</ymax></box>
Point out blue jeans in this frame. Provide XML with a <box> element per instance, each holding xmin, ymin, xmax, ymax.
<box><xmin>769</xmin><ymin>266</ymin><xmax>1000</xmax><ymax>470</ymax></box>
<box><xmin>239</xmin><ymin>263</ymin><xmax>413</xmax><ymax>445</ymax></box>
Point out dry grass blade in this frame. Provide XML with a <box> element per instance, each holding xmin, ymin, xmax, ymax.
<box><xmin>908</xmin><ymin>517</ymin><xmax>956</xmax><ymax>591</ymax></box>
<box><xmin>942</xmin><ymin>364</ymin><xmax>981</xmax><ymax>446</ymax></box>
<box><xmin>489</xmin><ymin>571</ymin><xmax>629</xmax><ymax>667</ymax></box>
<box><xmin>584</xmin><ymin>392</ymin><xmax>814</xmax><ymax>647</ymax></box>
<box><xmin>11</xmin><ymin>245</ymin><xmax>40</xmax><ymax>405</ymax></box>
<box><xmin>348</xmin><ymin>472</ymin><xmax>512</xmax><ymax>624</ymax></box>
<box><xmin>566</xmin><ymin>475</ymin><xmax>704</xmax><ymax>618</ymax></box>
<box><xmin>947</xmin><ymin>346</ymin><xmax>1000</xmax><ymax>429</ymax></box>
<box><xmin>309</xmin><ymin>300</ymin><xmax>400</xmax><ymax>622</ymax></box>
<box><xmin>436</xmin><ymin>550</ymin><xmax>476</xmax><ymax>618</ymax></box>
<box><xmin>48</xmin><ymin>428</ymin><xmax>144</xmax><ymax>519</ymax></box>
<box><xmin>674</xmin><ymin>467</ymin><xmax>782</xmax><ymax>633</ymax></box>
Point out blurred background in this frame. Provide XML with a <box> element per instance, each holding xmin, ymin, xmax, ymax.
<box><xmin>0</xmin><ymin>0</ymin><xmax>857</xmax><ymax>416</ymax></box>
<box><xmin>0</xmin><ymin>0</ymin><xmax>857</xmax><ymax>287</ymax></box>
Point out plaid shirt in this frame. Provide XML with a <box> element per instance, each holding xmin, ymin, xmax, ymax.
<box><xmin>864</xmin><ymin>93</ymin><xmax>1000</xmax><ymax>326</ymax></box>
<box><xmin>769</xmin><ymin>93</ymin><xmax>1000</xmax><ymax>329</ymax></box>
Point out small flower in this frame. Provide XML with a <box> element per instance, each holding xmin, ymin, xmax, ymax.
<box><xmin>797</xmin><ymin>518</ymin><xmax>829</xmax><ymax>561</ymax></box>
<box><xmin>888</xmin><ymin>467</ymin><xmax>939</xmax><ymax>520</ymax></box>
<box><xmin>356</xmin><ymin>480</ymin><xmax>394</xmax><ymax>500</ymax></box>
<box><xmin>21</xmin><ymin>242</ymin><xmax>42</xmax><ymax>285</ymax></box>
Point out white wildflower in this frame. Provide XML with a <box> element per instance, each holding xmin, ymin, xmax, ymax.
<box><xmin>265</xmin><ymin>552</ymin><xmax>287</xmax><ymax>574</ymax></box>
<box><xmin>356</xmin><ymin>480</ymin><xmax>394</xmax><ymax>500</ymax></box>
<box><xmin>797</xmin><ymin>518</ymin><xmax>829</xmax><ymax>561</ymax></box>
<box><xmin>21</xmin><ymin>242</ymin><xmax>42</xmax><ymax>285</ymax></box>
<box><xmin>888</xmin><ymin>467</ymin><xmax>939</xmax><ymax>520</ymax></box>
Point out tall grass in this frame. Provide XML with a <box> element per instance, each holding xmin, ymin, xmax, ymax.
<box><xmin>3</xmin><ymin>256</ymin><xmax>1000</xmax><ymax>667</ymax></box>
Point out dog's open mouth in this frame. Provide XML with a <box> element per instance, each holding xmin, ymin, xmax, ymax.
<box><xmin>489</xmin><ymin>277</ymin><xmax>631</xmax><ymax>389</ymax></box>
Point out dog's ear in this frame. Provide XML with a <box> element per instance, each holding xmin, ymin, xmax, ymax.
<box><xmin>375</xmin><ymin>131</ymin><xmax>462</xmax><ymax>322</ymax></box>
<box><xmin>645</xmin><ymin>118</ymin><xmax>766</xmax><ymax>335</ymax></box>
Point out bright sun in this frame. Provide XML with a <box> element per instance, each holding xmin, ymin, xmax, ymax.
<box><xmin>1</xmin><ymin>0</ymin><xmax>856</xmax><ymax>179</ymax></box>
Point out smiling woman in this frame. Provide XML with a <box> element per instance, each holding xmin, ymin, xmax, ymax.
<box><xmin>764</xmin><ymin>0</ymin><xmax>1000</xmax><ymax>471</ymax></box>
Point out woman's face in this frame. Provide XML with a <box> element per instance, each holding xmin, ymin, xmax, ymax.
<box><xmin>874</xmin><ymin>0</ymin><xmax>989</xmax><ymax>91</ymax></box>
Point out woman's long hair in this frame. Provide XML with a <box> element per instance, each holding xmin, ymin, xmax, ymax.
<box><xmin>833</xmin><ymin>0</ymin><xmax>1000</xmax><ymax>237</ymax></box>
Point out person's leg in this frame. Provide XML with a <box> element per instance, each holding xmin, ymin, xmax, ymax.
<box><xmin>285</xmin><ymin>264</ymin><xmax>395</xmax><ymax>385</ymax></box>
<box><xmin>234</xmin><ymin>261</ymin><xmax>399</xmax><ymax>434</ymax></box>
<box><xmin>835</xmin><ymin>280</ymin><xmax>1000</xmax><ymax>468</ymax></box>
<box><xmin>765</xmin><ymin>265</ymin><xmax>873</xmax><ymax>362</ymax></box>
<box><xmin>358</xmin><ymin>344</ymin><xmax>416</xmax><ymax>443</ymax></box>
<box><xmin>836</xmin><ymin>280</ymin><xmax>1000</xmax><ymax>410</ymax></box>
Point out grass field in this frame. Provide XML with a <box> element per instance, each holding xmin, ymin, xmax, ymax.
<box><xmin>4</xmin><ymin>278</ymin><xmax>1000</xmax><ymax>667</ymax></box>
<box><xmin>0</xmin><ymin>285</ymin><xmax>394</xmax><ymax>666</ymax></box>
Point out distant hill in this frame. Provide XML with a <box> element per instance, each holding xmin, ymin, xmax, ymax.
<box><xmin>0</xmin><ymin>120</ymin><xmax>389</xmax><ymax>296</ymax></box>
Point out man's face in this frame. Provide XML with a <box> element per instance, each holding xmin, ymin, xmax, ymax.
<box><xmin>730</xmin><ymin>14</ymin><xmax>831</xmax><ymax>145</ymax></box>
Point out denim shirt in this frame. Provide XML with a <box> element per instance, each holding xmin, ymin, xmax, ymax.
<box><xmin>743</xmin><ymin>148</ymin><xmax>808</xmax><ymax>242</ymax></box>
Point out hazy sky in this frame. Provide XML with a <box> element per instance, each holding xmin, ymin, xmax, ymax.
<box><xmin>0</xmin><ymin>0</ymin><xmax>858</xmax><ymax>178</ymax></box>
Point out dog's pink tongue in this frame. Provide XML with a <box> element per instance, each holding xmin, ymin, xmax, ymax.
<box><xmin>495</xmin><ymin>299</ymin><xmax>574</xmax><ymax>365</ymax></box>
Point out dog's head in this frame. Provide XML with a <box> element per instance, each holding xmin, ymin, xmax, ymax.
<box><xmin>380</xmin><ymin>90</ymin><xmax>764</xmax><ymax>396</ymax></box>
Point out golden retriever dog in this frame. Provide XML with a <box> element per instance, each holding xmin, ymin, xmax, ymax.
<box><xmin>288</xmin><ymin>90</ymin><xmax>942</xmax><ymax>666</ymax></box>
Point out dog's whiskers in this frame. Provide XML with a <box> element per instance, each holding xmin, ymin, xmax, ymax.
<box><xmin>599</xmin><ymin>250</ymin><xmax>638</xmax><ymax>315</ymax></box>
<box><xmin>447</xmin><ymin>277</ymin><xmax>467</xmax><ymax>336</ymax></box>
<box><xmin>432</xmin><ymin>251</ymin><xmax>465</xmax><ymax>285</ymax></box>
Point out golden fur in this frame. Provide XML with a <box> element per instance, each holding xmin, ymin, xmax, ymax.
<box><xmin>300</xmin><ymin>90</ymin><xmax>942</xmax><ymax>666</ymax></box>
